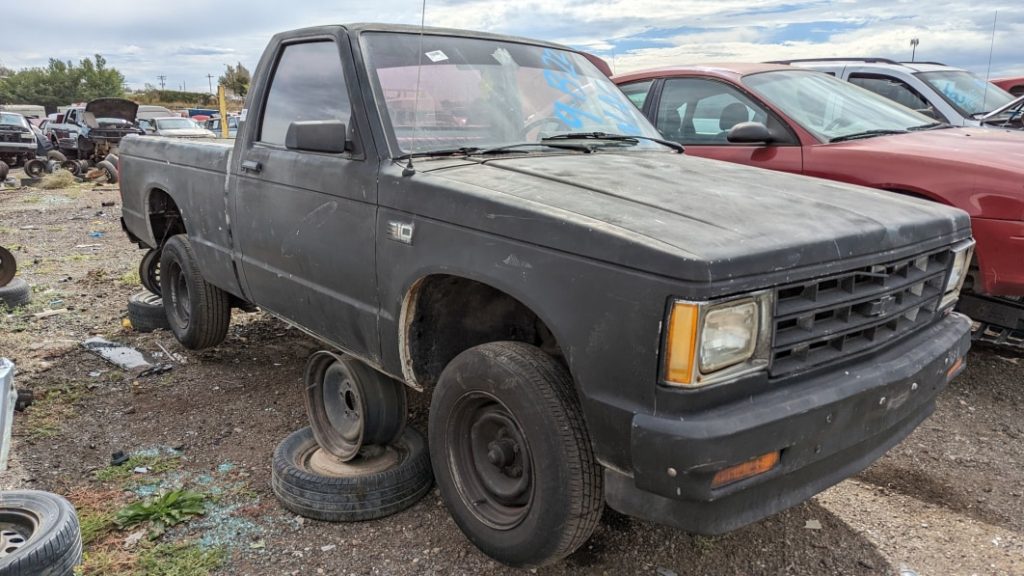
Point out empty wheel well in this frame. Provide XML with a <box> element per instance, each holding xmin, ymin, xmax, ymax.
<box><xmin>148</xmin><ymin>188</ymin><xmax>185</xmax><ymax>247</ymax></box>
<box><xmin>401</xmin><ymin>275</ymin><xmax>564</xmax><ymax>390</ymax></box>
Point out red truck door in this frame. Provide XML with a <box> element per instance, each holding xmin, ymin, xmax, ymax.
<box><xmin>650</xmin><ymin>77</ymin><xmax>803</xmax><ymax>173</ymax></box>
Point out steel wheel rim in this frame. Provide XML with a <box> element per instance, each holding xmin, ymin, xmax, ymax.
<box><xmin>0</xmin><ymin>510</ymin><xmax>37</xmax><ymax>559</ymax></box>
<box><xmin>447</xmin><ymin>392</ymin><xmax>534</xmax><ymax>530</ymax></box>
<box><xmin>322</xmin><ymin>363</ymin><xmax>364</xmax><ymax>447</ymax></box>
<box><xmin>167</xmin><ymin>261</ymin><xmax>190</xmax><ymax>328</ymax></box>
<box><xmin>0</xmin><ymin>245</ymin><xmax>15</xmax><ymax>287</ymax></box>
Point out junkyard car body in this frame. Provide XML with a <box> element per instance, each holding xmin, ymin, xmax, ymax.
<box><xmin>149</xmin><ymin>117</ymin><xmax>216</xmax><ymax>139</ymax></box>
<box><xmin>46</xmin><ymin>98</ymin><xmax>145</xmax><ymax>162</ymax></box>
<box><xmin>0</xmin><ymin>112</ymin><xmax>38</xmax><ymax>165</ymax></box>
<box><xmin>778</xmin><ymin>59</ymin><xmax>1022</xmax><ymax>129</ymax></box>
<box><xmin>118</xmin><ymin>24</ymin><xmax>973</xmax><ymax>535</ymax></box>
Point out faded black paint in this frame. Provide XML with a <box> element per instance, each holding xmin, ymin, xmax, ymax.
<box><xmin>117</xmin><ymin>23</ymin><xmax>973</xmax><ymax>533</ymax></box>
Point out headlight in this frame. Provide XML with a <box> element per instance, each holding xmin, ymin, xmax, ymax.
<box><xmin>941</xmin><ymin>240</ymin><xmax>975</xmax><ymax>308</ymax></box>
<box><xmin>21</xmin><ymin>132</ymin><xmax>34</xmax><ymax>141</ymax></box>
<box><xmin>700</xmin><ymin>300</ymin><xmax>759</xmax><ymax>372</ymax></box>
<box><xmin>664</xmin><ymin>292</ymin><xmax>772</xmax><ymax>388</ymax></box>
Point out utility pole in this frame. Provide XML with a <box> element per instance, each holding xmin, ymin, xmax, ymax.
<box><xmin>910</xmin><ymin>38</ymin><xmax>919</xmax><ymax>62</ymax></box>
<box><xmin>207</xmin><ymin>74</ymin><xmax>214</xmax><ymax>94</ymax></box>
<box><xmin>157</xmin><ymin>75</ymin><xmax>166</xmax><ymax>90</ymax></box>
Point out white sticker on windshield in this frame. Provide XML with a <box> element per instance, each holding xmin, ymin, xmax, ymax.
<box><xmin>425</xmin><ymin>50</ymin><xmax>448</xmax><ymax>62</ymax></box>
<box><xmin>239</xmin><ymin>108</ymin><xmax>248</xmax><ymax>122</ymax></box>
<box><xmin>491</xmin><ymin>47</ymin><xmax>513</xmax><ymax>66</ymax></box>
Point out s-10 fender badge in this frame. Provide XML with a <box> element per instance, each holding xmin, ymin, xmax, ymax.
<box><xmin>387</xmin><ymin>221</ymin><xmax>415</xmax><ymax>245</ymax></box>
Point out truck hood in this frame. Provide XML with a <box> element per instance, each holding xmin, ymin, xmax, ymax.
<box><xmin>834</xmin><ymin>127</ymin><xmax>1024</xmax><ymax>169</ymax></box>
<box><xmin>423</xmin><ymin>152</ymin><xmax>970</xmax><ymax>286</ymax></box>
<box><xmin>86</xmin><ymin>98</ymin><xmax>138</xmax><ymax>123</ymax></box>
<box><xmin>156</xmin><ymin>128</ymin><xmax>214</xmax><ymax>138</ymax></box>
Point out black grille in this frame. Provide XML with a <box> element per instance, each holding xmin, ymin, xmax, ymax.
<box><xmin>770</xmin><ymin>249</ymin><xmax>952</xmax><ymax>377</ymax></box>
<box><xmin>0</xmin><ymin>132</ymin><xmax>24</xmax><ymax>143</ymax></box>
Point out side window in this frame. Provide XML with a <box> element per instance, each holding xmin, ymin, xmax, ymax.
<box><xmin>848</xmin><ymin>74</ymin><xmax>930</xmax><ymax>111</ymax></box>
<box><xmin>619</xmin><ymin>80</ymin><xmax>654</xmax><ymax>110</ymax></box>
<box><xmin>259</xmin><ymin>41</ymin><xmax>352</xmax><ymax>147</ymax></box>
<box><xmin>655</xmin><ymin>78</ymin><xmax>770</xmax><ymax>145</ymax></box>
<box><xmin>66</xmin><ymin>110</ymin><xmax>77</xmax><ymax>124</ymax></box>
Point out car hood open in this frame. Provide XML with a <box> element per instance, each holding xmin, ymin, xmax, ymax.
<box><xmin>85</xmin><ymin>98</ymin><xmax>139</xmax><ymax>123</ymax></box>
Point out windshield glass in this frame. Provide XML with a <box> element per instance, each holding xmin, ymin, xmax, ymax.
<box><xmin>744</xmin><ymin>70</ymin><xmax>933</xmax><ymax>141</ymax></box>
<box><xmin>916</xmin><ymin>70</ymin><xmax>1014</xmax><ymax>117</ymax></box>
<box><xmin>361</xmin><ymin>32</ymin><xmax>663</xmax><ymax>154</ymax></box>
<box><xmin>0</xmin><ymin>113</ymin><xmax>29</xmax><ymax>128</ymax></box>
<box><xmin>155</xmin><ymin>118</ymin><xmax>200</xmax><ymax>130</ymax></box>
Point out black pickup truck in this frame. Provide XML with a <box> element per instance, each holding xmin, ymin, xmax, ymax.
<box><xmin>118</xmin><ymin>24</ymin><xmax>975</xmax><ymax>567</ymax></box>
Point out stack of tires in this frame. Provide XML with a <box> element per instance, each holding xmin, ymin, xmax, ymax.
<box><xmin>0</xmin><ymin>246</ymin><xmax>31</xmax><ymax>310</ymax></box>
<box><xmin>271</xmin><ymin>353</ymin><xmax>433</xmax><ymax>522</ymax></box>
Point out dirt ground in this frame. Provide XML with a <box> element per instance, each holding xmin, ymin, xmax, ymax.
<box><xmin>0</xmin><ymin>172</ymin><xmax>1022</xmax><ymax>576</ymax></box>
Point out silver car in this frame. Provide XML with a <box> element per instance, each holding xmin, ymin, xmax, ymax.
<box><xmin>148</xmin><ymin>117</ymin><xmax>217</xmax><ymax>139</ymax></box>
<box><xmin>776</xmin><ymin>58</ymin><xmax>1023</xmax><ymax>129</ymax></box>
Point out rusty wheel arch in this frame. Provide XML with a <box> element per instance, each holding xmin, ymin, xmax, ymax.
<box><xmin>147</xmin><ymin>188</ymin><xmax>186</xmax><ymax>248</ymax></box>
<box><xmin>398</xmin><ymin>274</ymin><xmax>564</xmax><ymax>392</ymax></box>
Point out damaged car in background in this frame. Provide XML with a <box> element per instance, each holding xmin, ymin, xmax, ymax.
<box><xmin>0</xmin><ymin>111</ymin><xmax>38</xmax><ymax>174</ymax></box>
<box><xmin>39</xmin><ymin>97</ymin><xmax>145</xmax><ymax>182</ymax></box>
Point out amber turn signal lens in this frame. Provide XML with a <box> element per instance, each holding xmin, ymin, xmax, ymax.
<box><xmin>946</xmin><ymin>356</ymin><xmax>963</xmax><ymax>380</ymax></box>
<box><xmin>665</xmin><ymin>302</ymin><xmax>699</xmax><ymax>385</ymax></box>
<box><xmin>711</xmin><ymin>451</ymin><xmax>780</xmax><ymax>489</ymax></box>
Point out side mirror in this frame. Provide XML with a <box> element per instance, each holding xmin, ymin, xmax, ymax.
<box><xmin>285</xmin><ymin>120</ymin><xmax>349</xmax><ymax>153</ymax></box>
<box><xmin>727</xmin><ymin>121</ymin><xmax>773</xmax><ymax>144</ymax></box>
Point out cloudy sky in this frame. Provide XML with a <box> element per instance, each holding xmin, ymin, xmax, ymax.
<box><xmin>1</xmin><ymin>0</ymin><xmax>1021</xmax><ymax>92</ymax></box>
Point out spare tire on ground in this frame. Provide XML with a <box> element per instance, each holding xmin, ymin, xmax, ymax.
<box><xmin>23</xmin><ymin>159</ymin><xmax>46</xmax><ymax>179</ymax></box>
<box><xmin>126</xmin><ymin>291</ymin><xmax>170</xmax><ymax>332</ymax></box>
<box><xmin>0</xmin><ymin>161</ymin><xmax>9</xmax><ymax>182</ymax></box>
<box><xmin>96</xmin><ymin>160</ymin><xmax>118</xmax><ymax>184</ymax></box>
<box><xmin>0</xmin><ymin>246</ymin><xmax>15</xmax><ymax>288</ymax></box>
<box><xmin>0</xmin><ymin>490</ymin><xmax>83</xmax><ymax>576</ymax></box>
<box><xmin>45</xmin><ymin>150</ymin><xmax>67</xmax><ymax>162</ymax></box>
<box><xmin>271</xmin><ymin>427</ymin><xmax>432</xmax><ymax>522</ymax></box>
<box><xmin>0</xmin><ymin>278</ymin><xmax>31</xmax><ymax>309</ymax></box>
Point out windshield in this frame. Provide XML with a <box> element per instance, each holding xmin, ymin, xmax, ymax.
<box><xmin>155</xmin><ymin>118</ymin><xmax>200</xmax><ymax>130</ymax></box>
<box><xmin>0</xmin><ymin>113</ymin><xmax>29</xmax><ymax>129</ymax></box>
<box><xmin>744</xmin><ymin>70</ymin><xmax>934</xmax><ymax>141</ymax></box>
<box><xmin>916</xmin><ymin>70</ymin><xmax>1014</xmax><ymax>117</ymax></box>
<box><xmin>361</xmin><ymin>32</ymin><xmax>663</xmax><ymax>154</ymax></box>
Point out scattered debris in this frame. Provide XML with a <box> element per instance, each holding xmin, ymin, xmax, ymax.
<box><xmin>33</xmin><ymin>308</ymin><xmax>69</xmax><ymax>319</ymax></box>
<box><xmin>123</xmin><ymin>528</ymin><xmax>147</xmax><ymax>549</ymax></box>
<box><xmin>88</xmin><ymin>231</ymin><xmax>104</xmax><ymax>238</ymax></box>
<box><xmin>656</xmin><ymin>569</ymin><xmax>678</xmax><ymax>576</ymax></box>
<box><xmin>320</xmin><ymin>544</ymin><xmax>336</xmax><ymax>552</ymax></box>
<box><xmin>81</xmin><ymin>337</ymin><xmax>172</xmax><ymax>376</ymax></box>
<box><xmin>14</xmin><ymin>389</ymin><xmax>34</xmax><ymax>412</ymax></box>
<box><xmin>134</xmin><ymin>466</ymin><xmax>151</xmax><ymax>474</ymax></box>
<box><xmin>101</xmin><ymin>200</ymin><xmax>116</xmax><ymax>207</ymax></box>
<box><xmin>804</xmin><ymin>519</ymin><xmax>822</xmax><ymax>530</ymax></box>
<box><xmin>111</xmin><ymin>451</ymin><xmax>130</xmax><ymax>466</ymax></box>
<box><xmin>75</xmin><ymin>243</ymin><xmax>102</xmax><ymax>249</ymax></box>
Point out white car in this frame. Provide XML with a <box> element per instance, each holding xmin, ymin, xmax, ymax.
<box><xmin>147</xmin><ymin>117</ymin><xmax>217</xmax><ymax>139</ymax></box>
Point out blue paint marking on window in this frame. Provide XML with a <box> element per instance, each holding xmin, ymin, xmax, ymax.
<box><xmin>540</xmin><ymin>48</ymin><xmax>642</xmax><ymax>134</ymax></box>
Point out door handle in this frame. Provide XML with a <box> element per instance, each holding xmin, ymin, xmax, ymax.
<box><xmin>241</xmin><ymin>159</ymin><xmax>262</xmax><ymax>173</ymax></box>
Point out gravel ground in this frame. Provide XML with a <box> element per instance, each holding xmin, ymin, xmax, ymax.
<box><xmin>0</xmin><ymin>173</ymin><xmax>1021</xmax><ymax>575</ymax></box>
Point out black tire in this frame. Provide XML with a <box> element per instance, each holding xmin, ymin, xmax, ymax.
<box><xmin>45</xmin><ymin>150</ymin><xmax>67</xmax><ymax>162</ymax></box>
<box><xmin>23</xmin><ymin>159</ymin><xmax>46</xmax><ymax>179</ymax></box>
<box><xmin>271</xmin><ymin>427</ymin><xmax>432</xmax><ymax>522</ymax></box>
<box><xmin>0</xmin><ymin>246</ymin><xmax>15</xmax><ymax>288</ymax></box>
<box><xmin>59</xmin><ymin>160</ymin><xmax>80</xmax><ymax>177</ymax></box>
<box><xmin>0</xmin><ymin>278</ymin><xmax>31</xmax><ymax>310</ymax></box>
<box><xmin>159</xmin><ymin>234</ymin><xmax>230</xmax><ymax>349</ymax></box>
<box><xmin>0</xmin><ymin>161</ymin><xmax>8</xmax><ymax>182</ymax></box>
<box><xmin>304</xmin><ymin>352</ymin><xmax>407</xmax><ymax>461</ymax></box>
<box><xmin>429</xmin><ymin>342</ymin><xmax>603</xmax><ymax>568</ymax></box>
<box><xmin>0</xmin><ymin>490</ymin><xmax>83</xmax><ymax>576</ymax></box>
<box><xmin>103</xmin><ymin>153</ymin><xmax>118</xmax><ymax>166</ymax></box>
<box><xmin>96</xmin><ymin>160</ymin><xmax>117</xmax><ymax>184</ymax></box>
<box><xmin>139</xmin><ymin>248</ymin><xmax>161</xmax><ymax>296</ymax></box>
<box><xmin>127</xmin><ymin>291</ymin><xmax>170</xmax><ymax>333</ymax></box>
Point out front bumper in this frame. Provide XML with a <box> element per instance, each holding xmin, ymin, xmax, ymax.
<box><xmin>605</xmin><ymin>311</ymin><xmax>971</xmax><ymax>534</ymax></box>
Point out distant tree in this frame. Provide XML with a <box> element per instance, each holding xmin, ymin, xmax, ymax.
<box><xmin>218</xmin><ymin>63</ymin><xmax>251</xmax><ymax>98</ymax></box>
<box><xmin>0</xmin><ymin>55</ymin><xmax>124</xmax><ymax>108</ymax></box>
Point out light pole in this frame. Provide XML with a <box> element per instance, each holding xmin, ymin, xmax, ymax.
<box><xmin>910</xmin><ymin>38</ymin><xmax>920</xmax><ymax>62</ymax></box>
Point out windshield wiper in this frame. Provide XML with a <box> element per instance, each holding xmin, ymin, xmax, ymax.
<box><xmin>829</xmin><ymin>129</ymin><xmax>908</xmax><ymax>143</ymax></box>
<box><xmin>476</xmin><ymin>142</ymin><xmax>597</xmax><ymax>155</ymax></box>
<box><xmin>394</xmin><ymin>147</ymin><xmax>483</xmax><ymax>161</ymax></box>
<box><xmin>542</xmin><ymin>132</ymin><xmax>685</xmax><ymax>153</ymax></box>
<box><xmin>907</xmin><ymin>122</ymin><xmax>952</xmax><ymax>131</ymax></box>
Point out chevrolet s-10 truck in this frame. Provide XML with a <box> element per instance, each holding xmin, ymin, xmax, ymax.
<box><xmin>117</xmin><ymin>23</ymin><xmax>974</xmax><ymax>567</ymax></box>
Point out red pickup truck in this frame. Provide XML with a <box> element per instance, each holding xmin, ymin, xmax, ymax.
<box><xmin>615</xmin><ymin>63</ymin><xmax>1024</xmax><ymax>343</ymax></box>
